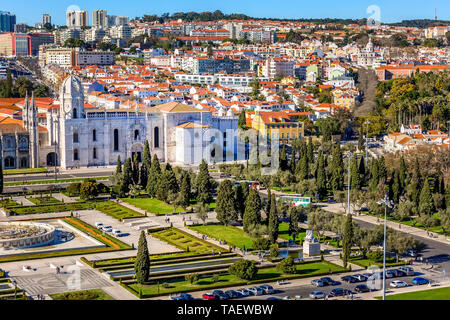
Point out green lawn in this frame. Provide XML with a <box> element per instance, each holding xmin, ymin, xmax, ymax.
<box><xmin>130</xmin><ymin>261</ymin><xmax>347</xmax><ymax>297</ymax></box>
<box><xmin>349</xmin><ymin>256</ymin><xmax>407</xmax><ymax>268</ymax></box>
<box><xmin>50</xmin><ymin>289</ymin><xmax>114</xmax><ymax>300</ymax></box>
<box><xmin>271</xmin><ymin>187</ymin><xmax>296</xmax><ymax>194</ymax></box>
<box><xmin>150</xmin><ymin>228</ymin><xmax>226</xmax><ymax>254</ymax></box>
<box><xmin>27</xmin><ymin>196</ymin><xmax>61</xmax><ymax>205</ymax></box>
<box><xmin>4</xmin><ymin>168</ymin><xmax>48</xmax><ymax>175</ymax></box>
<box><xmin>376</xmin><ymin>286</ymin><xmax>450</xmax><ymax>300</ymax></box>
<box><xmin>8</xmin><ymin>202</ymin><xmax>94</xmax><ymax>215</ymax></box>
<box><xmin>278</xmin><ymin>223</ymin><xmax>307</xmax><ymax>242</ymax></box>
<box><xmin>122</xmin><ymin>198</ymin><xmax>184</xmax><ymax>215</ymax></box>
<box><xmin>189</xmin><ymin>224</ymin><xmax>255</xmax><ymax>250</ymax></box>
<box><xmin>94</xmin><ymin>201</ymin><xmax>145</xmax><ymax>220</ymax></box>
<box><xmin>5</xmin><ymin>177</ymin><xmax>110</xmax><ymax>186</ymax></box>
<box><xmin>0</xmin><ymin>199</ymin><xmax>20</xmax><ymax>208</ymax></box>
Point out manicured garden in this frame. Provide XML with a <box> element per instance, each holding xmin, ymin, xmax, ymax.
<box><xmin>49</xmin><ymin>289</ymin><xmax>114</xmax><ymax>300</ymax></box>
<box><xmin>377</xmin><ymin>286</ymin><xmax>450</xmax><ymax>300</ymax></box>
<box><xmin>94</xmin><ymin>201</ymin><xmax>145</xmax><ymax>220</ymax></box>
<box><xmin>0</xmin><ymin>198</ymin><xmax>20</xmax><ymax>208</ymax></box>
<box><xmin>4</xmin><ymin>177</ymin><xmax>110</xmax><ymax>186</ymax></box>
<box><xmin>189</xmin><ymin>224</ymin><xmax>255</xmax><ymax>250</ymax></box>
<box><xmin>149</xmin><ymin>227</ymin><xmax>227</xmax><ymax>254</ymax></box>
<box><xmin>7</xmin><ymin>202</ymin><xmax>94</xmax><ymax>215</ymax></box>
<box><xmin>27</xmin><ymin>196</ymin><xmax>61</xmax><ymax>205</ymax></box>
<box><xmin>349</xmin><ymin>255</ymin><xmax>407</xmax><ymax>269</ymax></box>
<box><xmin>127</xmin><ymin>260</ymin><xmax>348</xmax><ymax>297</ymax></box>
<box><xmin>122</xmin><ymin>197</ymin><xmax>184</xmax><ymax>215</ymax></box>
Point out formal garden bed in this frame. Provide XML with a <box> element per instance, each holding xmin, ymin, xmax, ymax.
<box><xmin>94</xmin><ymin>201</ymin><xmax>145</xmax><ymax>220</ymax></box>
<box><xmin>121</xmin><ymin>197</ymin><xmax>185</xmax><ymax>215</ymax></box>
<box><xmin>148</xmin><ymin>227</ymin><xmax>227</xmax><ymax>254</ymax></box>
<box><xmin>189</xmin><ymin>224</ymin><xmax>256</xmax><ymax>250</ymax></box>
<box><xmin>4</xmin><ymin>168</ymin><xmax>48</xmax><ymax>175</ymax></box>
<box><xmin>0</xmin><ymin>198</ymin><xmax>20</xmax><ymax>208</ymax></box>
<box><xmin>27</xmin><ymin>196</ymin><xmax>62</xmax><ymax>206</ymax></box>
<box><xmin>5</xmin><ymin>202</ymin><xmax>95</xmax><ymax>215</ymax></box>
<box><xmin>49</xmin><ymin>289</ymin><xmax>114</xmax><ymax>300</ymax></box>
<box><xmin>124</xmin><ymin>260</ymin><xmax>348</xmax><ymax>298</ymax></box>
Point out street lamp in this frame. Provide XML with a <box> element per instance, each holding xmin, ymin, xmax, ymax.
<box><xmin>365</xmin><ymin>120</ymin><xmax>371</xmax><ymax>167</ymax></box>
<box><xmin>377</xmin><ymin>193</ymin><xmax>394</xmax><ymax>300</ymax></box>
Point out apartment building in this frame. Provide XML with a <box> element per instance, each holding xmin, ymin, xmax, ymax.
<box><xmin>264</xmin><ymin>58</ymin><xmax>295</xmax><ymax>78</ymax></box>
<box><xmin>0</xmin><ymin>32</ymin><xmax>54</xmax><ymax>57</ymax></box>
<box><xmin>76</xmin><ymin>51</ymin><xmax>115</xmax><ymax>67</ymax></box>
<box><xmin>66</xmin><ymin>10</ymin><xmax>89</xmax><ymax>28</ymax></box>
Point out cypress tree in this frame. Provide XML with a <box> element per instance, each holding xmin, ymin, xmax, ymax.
<box><xmin>298</xmin><ymin>155</ymin><xmax>309</xmax><ymax>180</ymax></box>
<box><xmin>399</xmin><ymin>156</ymin><xmax>407</xmax><ymax>188</ymax></box>
<box><xmin>157</xmin><ymin>164</ymin><xmax>178</xmax><ymax>201</ymax></box>
<box><xmin>358</xmin><ymin>130</ymin><xmax>364</xmax><ymax>151</ymax></box>
<box><xmin>143</xmin><ymin>140</ymin><xmax>152</xmax><ymax>168</ymax></box>
<box><xmin>307</xmin><ymin>137</ymin><xmax>314</xmax><ymax>164</ymax></box>
<box><xmin>140</xmin><ymin>141</ymin><xmax>151</xmax><ymax>188</ymax></box>
<box><xmin>234</xmin><ymin>184</ymin><xmax>246</xmax><ymax>219</ymax></box>
<box><xmin>238</xmin><ymin>110</ymin><xmax>246</xmax><ymax>128</ymax></box>
<box><xmin>132</xmin><ymin>154</ymin><xmax>140</xmax><ymax>185</ymax></box>
<box><xmin>391</xmin><ymin>170</ymin><xmax>401</xmax><ymax>203</ymax></box>
<box><xmin>121</xmin><ymin>157</ymin><xmax>133</xmax><ymax>195</ymax></box>
<box><xmin>139</xmin><ymin>162</ymin><xmax>148</xmax><ymax>189</ymax></box>
<box><xmin>179</xmin><ymin>172</ymin><xmax>191</xmax><ymax>209</ymax></box>
<box><xmin>342</xmin><ymin>214</ymin><xmax>354</xmax><ymax>269</ymax></box>
<box><xmin>378</xmin><ymin>156</ymin><xmax>387</xmax><ymax>182</ymax></box>
<box><xmin>268</xmin><ymin>196</ymin><xmax>279</xmax><ymax>243</ymax></box>
<box><xmin>316</xmin><ymin>152</ymin><xmax>327</xmax><ymax>199</ymax></box>
<box><xmin>146</xmin><ymin>154</ymin><xmax>161</xmax><ymax>197</ymax></box>
<box><xmin>280</xmin><ymin>144</ymin><xmax>288</xmax><ymax>171</ymax></box>
<box><xmin>240</xmin><ymin>182</ymin><xmax>249</xmax><ymax>204</ymax></box>
<box><xmin>289</xmin><ymin>149</ymin><xmax>296</xmax><ymax>173</ymax></box>
<box><xmin>196</xmin><ymin>159</ymin><xmax>214</xmax><ymax>205</ymax></box>
<box><xmin>419</xmin><ymin>180</ymin><xmax>434</xmax><ymax>215</ymax></box>
<box><xmin>330</xmin><ymin>145</ymin><xmax>344</xmax><ymax>191</ymax></box>
<box><xmin>266</xmin><ymin>189</ymin><xmax>272</xmax><ymax>220</ymax></box>
<box><xmin>216</xmin><ymin>180</ymin><xmax>238</xmax><ymax>226</ymax></box>
<box><xmin>134</xmin><ymin>231</ymin><xmax>150</xmax><ymax>284</ymax></box>
<box><xmin>288</xmin><ymin>206</ymin><xmax>299</xmax><ymax>243</ymax></box>
<box><xmin>5</xmin><ymin>69</ymin><xmax>12</xmax><ymax>98</ymax></box>
<box><xmin>243</xmin><ymin>188</ymin><xmax>262</xmax><ymax>233</ymax></box>
<box><xmin>115</xmin><ymin>155</ymin><xmax>122</xmax><ymax>176</ymax></box>
<box><xmin>350</xmin><ymin>157</ymin><xmax>361</xmax><ymax>191</ymax></box>
<box><xmin>369</xmin><ymin>158</ymin><xmax>379</xmax><ymax>191</ymax></box>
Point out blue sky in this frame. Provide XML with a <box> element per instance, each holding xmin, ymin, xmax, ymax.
<box><xmin>3</xmin><ymin>0</ymin><xmax>449</xmax><ymax>25</ymax></box>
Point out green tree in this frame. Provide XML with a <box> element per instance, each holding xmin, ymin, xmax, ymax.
<box><xmin>228</xmin><ymin>259</ymin><xmax>257</xmax><ymax>280</ymax></box>
<box><xmin>268</xmin><ymin>196</ymin><xmax>279</xmax><ymax>244</ymax></box>
<box><xmin>121</xmin><ymin>157</ymin><xmax>133</xmax><ymax>195</ymax></box>
<box><xmin>157</xmin><ymin>164</ymin><xmax>179</xmax><ymax>201</ymax></box>
<box><xmin>216</xmin><ymin>180</ymin><xmax>238</xmax><ymax>226</ymax></box>
<box><xmin>238</xmin><ymin>111</ymin><xmax>246</xmax><ymax>129</ymax></box>
<box><xmin>80</xmin><ymin>180</ymin><xmax>99</xmax><ymax>200</ymax></box>
<box><xmin>330</xmin><ymin>145</ymin><xmax>344</xmax><ymax>191</ymax></box>
<box><xmin>234</xmin><ymin>184</ymin><xmax>246</xmax><ymax>219</ymax></box>
<box><xmin>243</xmin><ymin>188</ymin><xmax>262</xmax><ymax>233</ymax></box>
<box><xmin>134</xmin><ymin>231</ymin><xmax>150</xmax><ymax>284</ymax></box>
<box><xmin>419</xmin><ymin>180</ymin><xmax>434</xmax><ymax>215</ymax></box>
<box><xmin>5</xmin><ymin>69</ymin><xmax>12</xmax><ymax>98</ymax></box>
<box><xmin>115</xmin><ymin>155</ymin><xmax>122</xmax><ymax>176</ymax></box>
<box><xmin>288</xmin><ymin>206</ymin><xmax>300</xmax><ymax>243</ymax></box>
<box><xmin>132</xmin><ymin>154</ymin><xmax>140</xmax><ymax>185</ymax></box>
<box><xmin>350</xmin><ymin>157</ymin><xmax>362</xmax><ymax>191</ymax></box>
<box><xmin>316</xmin><ymin>152</ymin><xmax>327</xmax><ymax>199</ymax></box>
<box><xmin>196</xmin><ymin>159</ymin><xmax>214</xmax><ymax>205</ymax></box>
<box><xmin>342</xmin><ymin>214</ymin><xmax>354</xmax><ymax>268</ymax></box>
<box><xmin>280</xmin><ymin>144</ymin><xmax>288</xmax><ymax>171</ymax></box>
<box><xmin>277</xmin><ymin>257</ymin><xmax>296</xmax><ymax>274</ymax></box>
<box><xmin>146</xmin><ymin>154</ymin><xmax>161</xmax><ymax>197</ymax></box>
<box><xmin>179</xmin><ymin>172</ymin><xmax>192</xmax><ymax>210</ymax></box>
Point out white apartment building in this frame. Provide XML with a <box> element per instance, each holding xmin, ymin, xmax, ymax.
<box><xmin>76</xmin><ymin>51</ymin><xmax>115</xmax><ymax>67</ymax></box>
<box><xmin>66</xmin><ymin>10</ymin><xmax>89</xmax><ymax>28</ymax></box>
<box><xmin>264</xmin><ymin>58</ymin><xmax>295</xmax><ymax>78</ymax></box>
<box><xmin>92</xmin><ymin>10</ymin><xmax>107</xmax><ymax>28</ymax></box>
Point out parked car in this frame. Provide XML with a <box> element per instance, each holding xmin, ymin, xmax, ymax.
<box><xmin>236</xmin><ymin>289</ymin><xmax>250</xmax><ymax>297</ymax></box>
<box><xmin>309</xmin><ymin>291</ymin><xmax>326</xmax><ymax>299</ymax></box>
<box><xmin>225</xmin><ymin>290</ymin><xmax>240</xmax><ymax>299</ymax></box>
<box><xmin>178</xmin><ymin>293</ymin><xmax>194</xmax><ymax>300</ymax></box>
<box><xmin>390</xmin><ymin>280</ymin><xmax>409</xmax><ymax>288</ymax></box>
<box><xmin>320</xmin><ymin>277</ymin><xmax>339</xmax><ymax>286</ymax></box>
<box><xmin>112</xmin><ymin>229</ymin><xmax>122</xmax><ymax>236</ymax></box>
<box><xmin>329</xmin><ymin>288</ymin><xmax>345</xmax><ymax>297</ymax></box>
<box><xmin>202</xmin><ymin>293</ymin><xmax>217</xmax><ymax>300</ymax></box>
<box><xmin>248</xmin><ymin>287</ymin><xmax>264</xmax><ymax>296</ymax></box>
<box><xmin>355</xmin><ymin>284</ymin><xmax>371</xmax><ymax>293</ymax></box>
<box><xmin>406</xmin><ymin>249</ymin><xmax>418</xmax><ymax>257</ymax></box>
<box><xmin>311</xmin><ymin>279</ymin><xmax>325</xmax><ymax>287</ymax></box>
<box><xmin>259</xmin><ymin>285</ymin><xmax>275</xmax><ymax>294</ymax></box>
<box><xmin>390</xmin><ymin>269</ymin><xmax>406</xmax><ymax>277</ymax></box>
<box><xmin>101</xmin><ymin>226</ymin><xmax>112</xmax><ymax>232</ymax></box>
<box><xmin>213</xmin><ymin>290</ymin><xmax>229</xmax><ymax>300</ymax></box>
<box><xmin>352</xmin><ymin>274</ymin><xmax>368</xmax><ymax>282</ymax></box>
<box><xmin>412</xmin><ymin>277</ymin><xmax>429</xmax><ymax>285</ymax></box>
<box><xmin>398</xmin><ymin>267</ymin><xmax>415</xmax><ymax>276</ymax></box>
<box><xmin>266</xmin><ymin>297</ymin><xmax>282</xmax><ymax>300</ymax></box>
<box><xmin>95</xmin><ymin>222</ymin><xmax>104</xmax><ymax>228</ymax></box>
<box><xmin>385</xmin><ymin>270</ymin><xmax>396</xmax><ymax>278</ymax></box>
<box><xmin>341</xmin><ymin>275</ymin><xmax>357</xmax><ymax>283</ymax></box>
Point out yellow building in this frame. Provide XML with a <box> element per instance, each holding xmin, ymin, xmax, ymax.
<box><xmin>251</xmin><ymin>111</ymin><xmax>304</xmax><ymax>144</ymax></box>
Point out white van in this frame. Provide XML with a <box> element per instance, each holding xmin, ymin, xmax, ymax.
<box><xmin>399</xmin><ymin>266</ymin><xmax>415</xmax><ymax>276</ymax></box>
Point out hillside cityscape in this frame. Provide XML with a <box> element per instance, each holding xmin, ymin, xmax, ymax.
<box><xmin>0</xmin><ymin>3</ymin><xmax>449</xmax><ymax>306</ymax></box>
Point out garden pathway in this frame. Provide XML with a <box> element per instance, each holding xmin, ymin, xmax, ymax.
<box><xmin>53</xmin><ymin>193</ymin><xmax>78</xmax><ymax>203</ymax></box>
<box><xmin>11</xmin><ymin>196</ymin><xmax>35</xmax><ymax>206</ymax></box>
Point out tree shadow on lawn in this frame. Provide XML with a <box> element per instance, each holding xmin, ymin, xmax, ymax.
<box><xmin>196</xmin><ymin>279</ymin><xmax>229</xmax><ymax>286</ymax></box>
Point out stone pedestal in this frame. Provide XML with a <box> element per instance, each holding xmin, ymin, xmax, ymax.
<box><xmin>303</xmin><ymin>230</ymin><xmax>321</xmax><ymax>256</ymax></box>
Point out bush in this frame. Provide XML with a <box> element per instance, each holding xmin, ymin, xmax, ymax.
<box><xmin>66</xmin><ymin>183</ymin><xmax>81</xmax><ymax>196</ymax></box>
<box><xmin>253</xmin><ymin>238</ymin><xmax>271</xmax><ymax>251</ymax></box>
<box><xmin>228</xmin><ymin>259</ymin><xmax>257</xmax><ymax>280</ymax></box>
<box><xmin>80</xmin><ymin>180</ymin><xmax>100</xmax><ymax>200</ymax></box>
<box><xmin>185</xmin><ymin>273</ymin><xmax>198</xmax><ymax>284</ymax></box>
<box><xmin>277</xmin><ymin>257</ymin><xmax>296</xmax><ymax>274</ymax></box>
<box><xmin>367</xmin><ymin>250</ymin><xmax>384</xmax><ymax>263</ymax></box>
<box><xmin>270</xmin><ymin>246</ymin><xmax>280</xmax><ymax>258</ymax></box>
